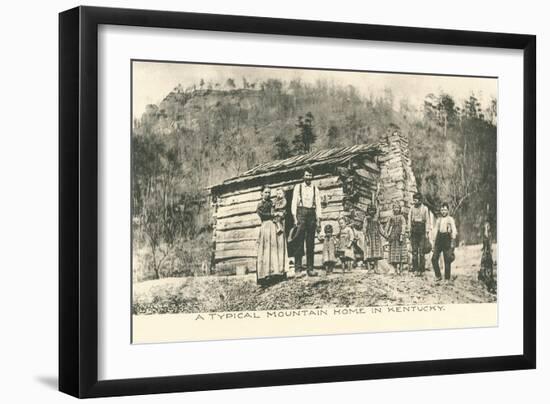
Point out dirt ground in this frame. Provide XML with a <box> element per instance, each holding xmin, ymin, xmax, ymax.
<box><xmin>133</xmin><ymin>244</ymin><xmax>497</xmax><ymax>315</ymax></box>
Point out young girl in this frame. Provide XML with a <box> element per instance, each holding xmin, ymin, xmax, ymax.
<box><xmin>363</xmin><ymin>205</ymin><xmax>384</xmax><ymax>273</ymax></box>
<box><xmin>321</xmin><ymin>224</ymin><xmax>337</xmax><ymax>274</ymax></box>
<box><xmin>353</xmin><ymin>220</ymin><xmax>366</xmax><ymax>268</ymax></box>
<box><xmin>385</xmin><ymin>202</ymin><xmax>408</xmax><ymax>275</ymax></box>
<box><xmin>273</xmin><ymin>188</ymin><xmax>287</xmax><ymax>235</ymax></box>
<box><xmin>337</xmin><ymin>216</ymin><xmax>355</xmax><ymax>273</ymax></box>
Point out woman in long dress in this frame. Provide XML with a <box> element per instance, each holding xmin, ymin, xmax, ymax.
<box><xmin>256</xmin><ymin>186</ymin><xmax>288</xmax><ymax>286</ymax></box>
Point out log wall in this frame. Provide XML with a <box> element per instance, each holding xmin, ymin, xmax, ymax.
<box><xmin>211</xmin><ymin>130</ymin><xmax>416</xmax><ymax>273</ymax></box>
<box><xmin>212</xmin><ymin>174</ymin><xmax>352</xmax><ymax>271</ymax></box>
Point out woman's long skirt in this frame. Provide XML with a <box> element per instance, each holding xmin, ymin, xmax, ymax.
<box><xmin>256</xmin><ymin>220</ymin><xmax>289</xmax><ymax>281</ymax></box>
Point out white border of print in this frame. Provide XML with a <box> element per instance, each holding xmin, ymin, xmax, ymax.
<box><xmin>98</xmin><ymin>24</ymin><xmax>523</xmax><ymax>381</ymax></box>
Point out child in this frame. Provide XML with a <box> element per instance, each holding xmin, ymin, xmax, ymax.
<box><xmin>321</xmin><ymin>224</ymin><xmax>337</xmax><ymax>274</ymax></box>
<box><xmin>385</xmin><ymin>202</ymin><xmax>408</xmax><ymax>275</ymax></box>
<box><xmin>337</xmin><ymin>217</ymin><xmax>355</xmax><ymax>273</ymax></box>
<box><xmin>273</xmin><ymin>188</ymin><xmax>287</xmax><ymax>235</ymax></box>
<box><xmin>353</xmin><ymin>220</ymin><xmax>366</xmax><ymax>268</ymax></box>
<box><xmin>363</xmin><ymin>205</ymin><xmax>384</xmax><ymax>273</ymax></box>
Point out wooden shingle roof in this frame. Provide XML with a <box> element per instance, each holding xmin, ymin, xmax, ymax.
<box><xmin>210</xmin><ymin>142</ymin><xmax>383</xmax><ymax>193</ymax></box>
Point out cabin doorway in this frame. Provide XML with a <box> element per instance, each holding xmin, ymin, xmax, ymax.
<box><xmin>284</xmin><ymin>188</ymin><xmax>295</xmax><ymax>237</ymax></box>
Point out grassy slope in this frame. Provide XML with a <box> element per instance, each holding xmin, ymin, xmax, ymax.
<box><xmin>133</xmin><ymin>244</ymin><xmax>497</xmax><ymax>315</ymax></box>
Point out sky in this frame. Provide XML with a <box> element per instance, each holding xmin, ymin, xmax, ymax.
<box><xmin>132</xmin><ymin>61</ymin><xmax>498</xmax><ymax>119</ymax></box>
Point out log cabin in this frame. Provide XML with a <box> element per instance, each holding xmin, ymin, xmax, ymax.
<box><xmin>208</xmin><ymin>128</ymin><xmax>417</xmax><ymax>274</ymax></box>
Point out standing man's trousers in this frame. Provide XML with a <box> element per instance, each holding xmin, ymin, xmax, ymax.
<box><xmin>432</xmin><ymin>233</ymin><xmax>453</xmax><ymax>280</ymax></box>
<box><xmin>410</xmin><ymin>222</ymin><xmax>426</xmax><ymax>272</ymax></box>
<box><xmin>294</xmin><ymin>206</ymin><xmax>317</xmax><ymax>270</ymax></box>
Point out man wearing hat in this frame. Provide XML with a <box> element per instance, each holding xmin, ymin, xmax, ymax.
<box><xmin>290</xmin><ymin>166</ymin><xmax>322</xmax><ymax>277</ymax></box>
<box><xmin>408</xmin><ymin>192</ymin><xmax>431</xmax><ymax>275</ymax></box>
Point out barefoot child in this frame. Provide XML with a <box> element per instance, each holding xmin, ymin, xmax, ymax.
<box><xmin>273</xmin><ymin>188</ymin><xmax>287</xmax><ymax>235</ymax></box>
<box><xmin>363</xmin><ymin>205</ymin><xmax>384</xmax><ymax>273</ymax></box>
<box><xmin>385</xmin><ymin>202</ymin><xmax>408</xmax><ymax>275</ymax></box>
<box><xmin>321</xmin><ymin>224</ymin><xmax>337</xmax><ymax>274</ymax></box>
<box><xmin>337</xmin><ymin>217</ymin><xmax>355</xmax><ymax>273</ymax></box>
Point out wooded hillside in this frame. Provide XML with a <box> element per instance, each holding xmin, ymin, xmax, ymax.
<box><xmin>132</xmin><ymin>78</ymin><xmax>497</xmax><ymax>280</ymax></box>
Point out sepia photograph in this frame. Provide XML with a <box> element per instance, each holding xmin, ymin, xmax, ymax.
<box><xmin>130</xmin><ymin>60</ymin><xmax>498</xmax><ymax>342</ymax></box>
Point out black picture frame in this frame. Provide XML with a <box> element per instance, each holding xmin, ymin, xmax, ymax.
<box><xmin>59</xmin><ymin>5</ymin><xmax>536</xmax><ymax>398</ymax></box>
